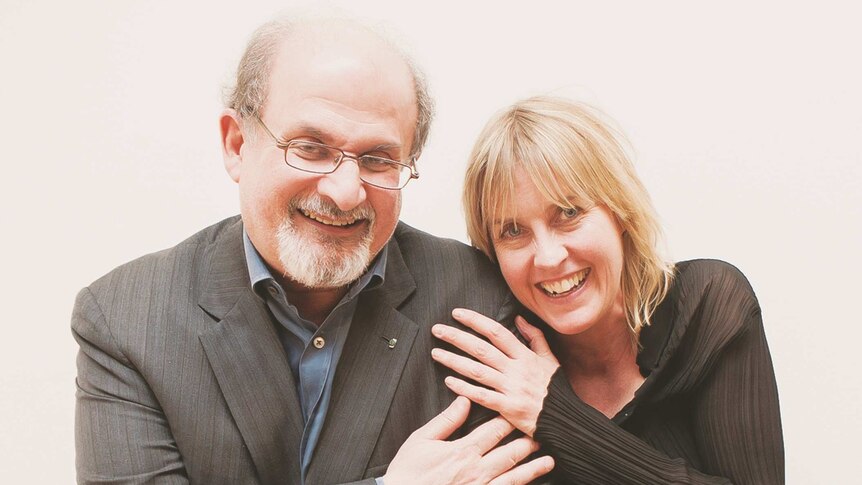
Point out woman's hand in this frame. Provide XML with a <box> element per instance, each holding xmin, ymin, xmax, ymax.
<box><xmin>431</xmin><ymin>309</ymin><xmax>561</xmax><ymax>437</ymax></box>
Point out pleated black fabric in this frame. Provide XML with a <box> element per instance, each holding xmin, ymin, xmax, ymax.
<box><xmin>534</xmin><ymin>259</ymin><xmax>784</xmax><ymax>484</ymax></box>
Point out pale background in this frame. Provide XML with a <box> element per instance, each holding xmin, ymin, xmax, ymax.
<box><xmin>1</xmin><ymin>0</ymin><xmax>859</xmax><ymax>483</ymax></box>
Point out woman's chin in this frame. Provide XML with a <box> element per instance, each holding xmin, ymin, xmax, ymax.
<box><xmin>540</xmin><ymin>309</ymin><xmax>596</xmax><ymax>337</ymax></box>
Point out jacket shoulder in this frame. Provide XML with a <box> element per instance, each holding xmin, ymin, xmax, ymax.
<box><xmin>393</xmin><ymin>222</ymin><xmax>502</xmax><ymax>278</ymax></box>
<box><xmin>392</xmin><ymin>222</ymin><xmax>513</xmax><ymax>316</ymax></box>
<box><xmin>84</xmin><ymin>215</ymin><xmax>240</xmax><ymax>300</ymax></box>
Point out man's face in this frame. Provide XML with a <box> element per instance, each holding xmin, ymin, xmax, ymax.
<box><xmin>225</xmin><ymin>31</ymin><xmax>418</xmax><ymax>291</ymax></box>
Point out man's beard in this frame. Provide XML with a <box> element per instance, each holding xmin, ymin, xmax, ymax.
<box><xmin>276</xmin><ymin>194</ymin><xmax>375</xmax><ymax>289</ymax></box>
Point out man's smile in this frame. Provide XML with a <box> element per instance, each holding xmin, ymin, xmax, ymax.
<box><xmin>299</xmin><ymin>207</ymin><xmax>364</xmax><ymax>227</ymax></box>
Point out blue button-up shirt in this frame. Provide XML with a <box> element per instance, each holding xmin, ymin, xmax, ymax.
<box><xmin>243</xmin><ymin>231</ymin><xmax>387</xmax><ymax>482</ymax></box>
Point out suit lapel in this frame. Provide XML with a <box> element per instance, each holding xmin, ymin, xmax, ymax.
<box><xmin>198</xmin><ymin>220</ymin><xmax>303</xmax><ymax>485</ymax></box>
<box><xmin>307</xmin><ymin>237</ymin><xmax>419</xmax><ymax>484</ymax></box>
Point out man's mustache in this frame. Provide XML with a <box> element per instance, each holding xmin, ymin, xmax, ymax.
<box><xmin>288</xmin><ymin>194</ymin><xmax>376</xmax><ymax>224</ymax></box>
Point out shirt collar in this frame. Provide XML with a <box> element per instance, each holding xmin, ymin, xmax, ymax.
<box><xmin>242</xmin><ymin>228</ymin><xmax>388</xmax><ymax>298</ymax></box>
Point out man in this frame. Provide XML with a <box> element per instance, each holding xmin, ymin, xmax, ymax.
<box><xmin>73</xmin><ymin>17</ymin><xmax>552</xmax><ymax>485</ymax></box>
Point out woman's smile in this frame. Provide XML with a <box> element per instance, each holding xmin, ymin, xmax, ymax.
<box><xmin>536</xmin><ymin>267</ymin><xmax>590</xmax><ymax>297</ymax></box>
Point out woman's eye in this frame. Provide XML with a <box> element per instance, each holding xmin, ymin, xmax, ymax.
<box><xmin>561</xmin><ymin>207</ymin><xmax>580</xmax><ymax>219</ymax></box>
<box><xmin>500</xmin><ymin>224</ymin><xmax>522</xmax><ymax>239</ymax></box>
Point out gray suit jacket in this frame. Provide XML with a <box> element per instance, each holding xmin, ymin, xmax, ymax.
<box><xmin>73</xmin><ymin>216</ymin><xmax>515</xmax><ymax>484</ymax></box>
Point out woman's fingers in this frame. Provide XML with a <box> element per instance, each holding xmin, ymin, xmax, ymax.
<box><xmin>432</xmin><ymin>323</ymin><xmax>509</xmax><ymax>368</ymax></box>
<box><xmin>515</xmin><ymin>316</ymin><xmax>556</xmax><ymax>361</ymax></box>
<box><xmin>443</xmin><ymin>375</ymin><xmax>506</xmax><ymax>412</ymax></box>
<box><xmin>451</xmin><ymin>308</ymin><xmax>528</xmax><ymax>357</ymax></box>
<box><xmin>431</xmin><ymin>348</ymin><xmax>505</xmax><ymax>389</ymax></box>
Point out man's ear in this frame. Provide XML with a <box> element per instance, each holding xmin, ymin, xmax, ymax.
<box><xmin>220</xmin><ymin>109</ymin><xmax>244</xmax><ymax>183</ymax></box>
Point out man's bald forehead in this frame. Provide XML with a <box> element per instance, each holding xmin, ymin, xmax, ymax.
<box><xmin>225</xmin><ymin>15</ymin><xmax>435</xmax><ymax>158</ymax></box>
<box><xmin>276</xmin><ymin>19</ymin><xmax>413</xmax><ymax>76</ymax></box>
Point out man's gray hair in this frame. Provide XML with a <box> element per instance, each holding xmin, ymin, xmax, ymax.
<box><xmin>224</xmin><ymin>17</ymin><xmax>434</xmax><ymax>159</ymax></box>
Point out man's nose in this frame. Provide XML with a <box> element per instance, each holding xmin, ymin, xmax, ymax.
<box><xmin>316</xmin><ymin>159</ymin><xmax>367</xmax><ymax>211</ymax></box>
<box><xmin>532</xmin><ymin>233</ymin><xmax>567</xmax><ymax>269</ymax></box>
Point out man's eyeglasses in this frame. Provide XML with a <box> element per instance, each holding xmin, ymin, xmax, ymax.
<box><xmin>254</xmin><ymin>116</ymin><xmax>419</xmax><ymax>190</ymax></box>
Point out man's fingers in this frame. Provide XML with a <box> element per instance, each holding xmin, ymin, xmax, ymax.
<box><xmin>412</xmin><ymin>396</ymin><xmax>471</xmax><ymax>440</ymax></box>
<box><xmin>488</xmin><ymin>455</ymin><xmax>555</xmax><ymax>485</ymax></box>
<box><xmin>480</xmin><ymin>435</ymin><xmax>539</xmax><ymax>474</ymax></box>
<box><xmin>456</xmin><ymin>415</ymin><xmax>515</xmax><ymax>455</ymax></box>
<box><xmin>432</xmin><ymin>347</ymin><xmax>505</xmax><ymax>389</ymax></box>
<box><xmin>451</xmin><ymin>308</ymin><xmax>527</xmax><ymax>357</ymax></box>
<box><xmin>432</xmin><ymin>323</ymin><xmax>509</xmax><ymax>368</ymax></box>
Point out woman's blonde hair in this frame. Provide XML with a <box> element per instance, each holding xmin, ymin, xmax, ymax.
<box><xmin>463</xmin><ymin>96</ymin><xmax>674</xmax><ymax>338</ymax></box>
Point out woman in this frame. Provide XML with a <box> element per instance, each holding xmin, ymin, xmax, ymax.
<box><xmin>431</xmin><ymin>96</ymin><xmax>784</xmax><ymax>484</ymax></box>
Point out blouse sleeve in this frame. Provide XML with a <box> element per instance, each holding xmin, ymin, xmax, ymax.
<box><xmin>534</xmin><ymin>264</ymin><xmax>784</xmax><ymax>484</ymax></box>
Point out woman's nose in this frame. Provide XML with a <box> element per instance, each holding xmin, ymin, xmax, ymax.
<box><xmin>532</xmin><ymin>234</ymin><xmax>567</xmax><ymax>269</ymax></box>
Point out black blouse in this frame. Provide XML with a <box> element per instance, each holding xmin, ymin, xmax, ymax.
<box><xmin>534</xmin><ymin>259</ymin><xmax>784</xmax><ymax>484</ymax></box>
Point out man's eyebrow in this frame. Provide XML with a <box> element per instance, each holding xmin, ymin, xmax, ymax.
<box><xmin>292</xmin><ymin>125</ymin><xmax>327</xmax><ymax>141</ymax></box>
<box><xmin>289</xmin><ymin>124</ymin><xmax>403</xmax><ymax>154</ymax></box>
<box><xmin>367</xmin><ymin>143</ymin><xmax>403</xmax><ymax>154</ymax></box>
<box><xmin>272</xmin><ymin>124</ymin><xmax>327</xmax><ymax>144</ymax></box>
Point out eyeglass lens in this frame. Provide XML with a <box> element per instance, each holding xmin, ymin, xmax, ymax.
<box><xmin>286</xmin><ymin>141</ymin><xmax>410</xmax><ymax>189</ymax></box>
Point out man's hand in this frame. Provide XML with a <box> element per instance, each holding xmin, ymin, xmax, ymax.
<box><xmin>382</xmin><ymin>396</ymin><xmax>554</xmax><ymax>485</ymax></box>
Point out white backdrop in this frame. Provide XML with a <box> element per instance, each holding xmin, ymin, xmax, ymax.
<box><xmin>1</xmin><ymin>1</ymin><xmax>859</xmax><ymax>483</ymax></box>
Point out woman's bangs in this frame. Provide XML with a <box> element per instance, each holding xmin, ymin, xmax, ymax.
<box><xmin>480</xmin><ymin>127</ymin><xmax>520</xmax><ymax>235</ymax></box>
<box><xmin>521</xmin><ymin>125</ymin><xmax>595</xmax><ymax>211</ymax></box>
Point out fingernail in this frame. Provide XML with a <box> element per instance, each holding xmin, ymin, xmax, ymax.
<box><xmin>431</xmin><ymin>324</ymin><xmax>444</xmax><ymax>337</ymax></box>
<box><xmin>431</xmin><ymin>348</ymin><xmax>441</xmax><ymax>359</ymax></box>
<box><xmin>452</xmin><ymin>308</ymin><xmax>464</xmax><ymax>318</ymax></box>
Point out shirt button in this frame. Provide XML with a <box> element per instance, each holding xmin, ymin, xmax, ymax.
<box><xmin>313</xmin><ymin>336</ymin><xmax>326</xmax><ymax>349</ymax></box>
<box><xmin>267</xmin><ymin>286</ymin><xmax>278</xmax><ymax>297</ymax></box>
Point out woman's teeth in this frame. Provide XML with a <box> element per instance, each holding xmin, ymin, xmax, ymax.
<box><xmin>539</xmin><ymin>268</ymin><xmax>590</xmax><ymax>295</ymax></box>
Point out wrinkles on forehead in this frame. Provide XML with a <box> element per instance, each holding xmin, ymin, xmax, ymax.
<box><xmin>260</xmin><ymin>22</ymin><xmax>418</xmax><ymax>154</ymax></box>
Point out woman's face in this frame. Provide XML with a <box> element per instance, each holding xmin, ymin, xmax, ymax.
<box><xmin>493</xmin><ymin>169</ymin><xmax>627</xmax><ymax>337</ymax></box>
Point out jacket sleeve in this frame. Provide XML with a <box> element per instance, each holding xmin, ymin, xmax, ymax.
<box><xmin>534</xmin><ymin>309</ymin><xmax>784</xmax><ymax>484</ymax></box>
<box><xmin>73</xmin><ymin>287</ymin><xmax>189</xmax><ymax>484</ymax></box>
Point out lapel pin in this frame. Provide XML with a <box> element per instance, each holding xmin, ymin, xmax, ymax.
<box><xmin>381</xmin><ymin>336</ymin><xmax>398</xmax><ymax>349</ymax></box>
